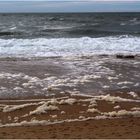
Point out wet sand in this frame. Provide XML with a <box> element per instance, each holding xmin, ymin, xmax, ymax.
<box><xmin>0</xmin><ymin>93</ymin><xmax>140</xmax><ymax>139</ymax></box>
<box><xmin>0</xmin><ymin>55</ymin><xmax>140</xmax><ymax>99</ymax></box>
<box><xmin>0</xmin><ymin>56</ymin><xmax>140</xmax><ymax>138</ymax></box>
<box><xmin>0</xmin><ymin>117</ymin><xmax>140</xmax><ymax>139</ymax></box>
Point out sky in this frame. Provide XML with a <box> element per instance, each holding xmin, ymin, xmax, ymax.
<box><xmin>0</xmin><ymin>1</ymin><xmax>140</xmax><ymax>13</ymax></box>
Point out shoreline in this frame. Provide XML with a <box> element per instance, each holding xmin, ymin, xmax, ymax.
<box><xmin>0</xmin><ymin>117</ymin><xmax>140</xmax><ymax>139</ymax></box>
<box><xmin>0</xmin><ymin>92</ymin><xmax>140</xmax><ymax>138</ymax></box>
<box><xmin>0</xmin><ymin>55</ymin><xmax>140</xmax><ymax>99</ymax></box>
<box><xmin>0</xmin><ymin>55</ymin><xmax>140</xmax><ymax>138</ymax></box>
<box><xmin>0</xmin><ymin>93</ymin><xmax>140</xmax><ymax>138</ymax></box>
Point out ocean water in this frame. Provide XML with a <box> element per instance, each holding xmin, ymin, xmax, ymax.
<box><xmin>0</xmin><ymin>13</ymin><xmax>140</xmax><ymax>57</ymax></box>
<box><xmin>0</xmin><ymin>13</ymin><xmax>140</xmax><ymax>99</ymax></box>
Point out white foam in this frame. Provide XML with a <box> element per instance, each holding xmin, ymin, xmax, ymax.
<box><xmin>14</xmin><ymin>117</ymin><xmax>19</xmax><ymax>122</ymax></box>
<box><xmin>3</xmin><ymin>103</ymin><xmax>39</xmax><ymax>113</ymax></box>
<box><xmin>0</xmin><ymin>36</ymin><xmax>140</xmax><ymax>57</ymax></box>
<box><xmin>50</xmin><ymin>115</ymin><xmax>57</xmax><ymax>118</ymax></box>
<box><xmin>131</xmin><ymin>107</ymin><xmax>140</xmax><ymax>111</ymax></box>
<box><xmin>0</xmin><ymin>72</ymin><xmax>25</xmax><ymax>79</ymax></box>
<box><xmin>134</xmin><ymin>83</ymin><xmax>140</xmax><ymax>87</ymax></box>
<box><xmin>88</xmin><ymin>99</ymin><xmax>97</xmax><ymax>108</ymax></box>
<box><xmin>8</xmin><ymin>116</ymin><xmax>12</xmax><ymax>121</ymax></box>
<box><xmin>127</xmin><ymin>92</ymin><xmax>138</xmax><ymax>98</ymax></box>
<box><xmin>0</xmin><ymin>96</ymin><xmax>69</xmax><ymax>103</ymax></box>
<box><xmin>71</xmin><ymin>93</ymin><xmax>94</xmax><ymax>98</ymax></box>
<box><xmin>107</xmin><ymin>76</ymin><xmax>118</xmax><ymax>80</ymax></box>
<box><xmin>79</xmin><ymin>116</ymin><xmax>85</xmax><ymax>119</ymax></box>
<box><xmin>103</xmin><ymin>85</ymin><xmax>110</xmax><ymax>89</ymax></box>
<box><xmin>59</xmin><ymin>98</ymin><xmax>77</xmax><ymax>105</ymax></box>
<box><xmin>61</xmin><ymin>111</ymin><xmax>65</xmax><ymax>114</ymax></box>
<box><xmin>102</xmin><ymin>110</ymin><xmax>140</xmax><ymax>117</ymax></box>
<box><xmin>95</xmin><ymin>94</ymin><xmax>137</xmax><ymax>103</ymax></box>
<box><xmin>87</xmin><ymin>108</ymin><xmax>100</xmax><ymax>113</ymax></box>
<box><xmin>29</xmin><ymin>104</ymin><xmax>59</xmax><ymax>115</ymax></box>
<box><xmin>0</xmin><ymin>115</ymin><xmax>117</xmax><ymax>128</ymax></box>
<box><xmin>114</xmin><ymin>105</ymin><xmax>121</xmax><ymax>109</ymax></box>
<box><xmin>117</xmin><ymin>81</ymin><xmax>133</xmax><ymax>85</ymax></box>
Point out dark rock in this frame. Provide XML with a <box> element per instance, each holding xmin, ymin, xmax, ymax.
<box><xmin>116</xmin><ymin>54</ymin><xmax>135</xmax><ymax>59</ymax></box>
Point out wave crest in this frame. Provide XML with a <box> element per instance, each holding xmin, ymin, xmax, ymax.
<box><xmin>0</xmin><ymin>36</ymin><xmax>140</xmax><ymax>57</ymax></box>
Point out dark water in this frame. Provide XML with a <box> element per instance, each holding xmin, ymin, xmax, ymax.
<box><xmin>0</xmin><ymin>13</ymin><xmax>140</xmax><ymax>39</ymax></box>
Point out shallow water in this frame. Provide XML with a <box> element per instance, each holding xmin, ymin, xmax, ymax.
<box><xmin>0</xmin><ymin>13</ymin><xmax>140</xmax><ymax>99</ymax></box>
<box><xmin>0</xmin><ymin>56</ymin><xmax>140</xmax><ymax>99</ymax></box>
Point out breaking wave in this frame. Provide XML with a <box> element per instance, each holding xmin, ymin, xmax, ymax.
<box><xmin>0</xmin><ymin>36</ymin><xmax>140</xmax><ymax>57</ymax></box>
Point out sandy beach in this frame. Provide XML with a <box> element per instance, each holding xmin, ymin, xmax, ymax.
<box><xmin>0</xmin><ymin>56</ymin><xmax>140</xmax><ymax>139</ymax></box>
<box><xmin>0</xmin><ymin>93</ymin><xmax>140</xmax><ymax>139</ymax></box>
<box><xmin>0</xmin><ymin>117</ymin><xmax>140</xmax><ymax>139</ymax></box>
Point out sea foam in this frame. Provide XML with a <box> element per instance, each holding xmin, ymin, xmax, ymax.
<box><xmin>0</xmin><ymin>36</ymin><xmax>140</xmax><ymax>57</ymax></box>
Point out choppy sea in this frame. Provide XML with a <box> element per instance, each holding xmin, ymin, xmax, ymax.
<box><xmin>0</xmin><ymin>13</ymin><xmax>140</xmax><ymax>57</ymax></box>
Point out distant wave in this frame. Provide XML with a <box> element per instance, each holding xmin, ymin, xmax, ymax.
<box><xmin>0</xmin><ymin>13</ymin><xmax>140</xmax><ymax>39</ymax></box>
<box><xmin>0</xmin><ymin>36</ymin><xmax>140</xmax><ymax>58</ymax></box>
<box><xmin>0</xmin><ymin>31</ymin><xmax>21</xmax><ymax>36</ymax></box>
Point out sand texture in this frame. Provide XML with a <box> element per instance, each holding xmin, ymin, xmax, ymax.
<box><xmin>0</xmin><ymin>56</ymin><xmax>140</xmax><ymax>138</ymax></box>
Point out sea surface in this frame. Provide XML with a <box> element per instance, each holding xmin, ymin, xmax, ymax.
<box><xmin>0</xmin><ymin>13</ymin><xmax>140</xmax><ymax>57</ymax></box>
<box><xmin>0</xmin><ymin>13</ymin><xmax>140</xmax><ymax>99</ymax></box>
<box><xmin>0</xmin><ymin>14</ymin><xmax>140</xmax><ymax>131</ymax></box>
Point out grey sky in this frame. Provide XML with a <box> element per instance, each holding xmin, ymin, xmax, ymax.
<box><xmin>0</xmin><ymin>1</ymin><xmax>140</xmax><ymax>12</ymax></box>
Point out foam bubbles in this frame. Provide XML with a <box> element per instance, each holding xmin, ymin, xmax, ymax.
<box><xmin>0</xmin><ymin>36</ymin><xmax>140</xmax><ymax>57</ymax></box>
